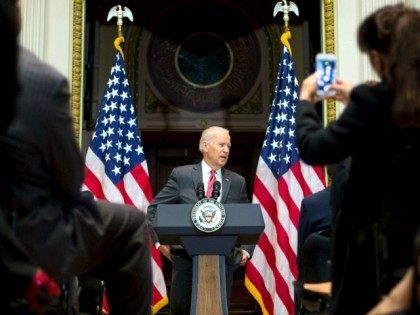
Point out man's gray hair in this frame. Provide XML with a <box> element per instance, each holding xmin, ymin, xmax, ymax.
<box><xmin>199</xmin><ymin>126</ymin><xmax>229</xmax><ymax>152</ymax></box>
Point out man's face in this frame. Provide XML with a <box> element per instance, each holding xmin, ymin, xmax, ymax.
<box><xmin>203</xmin><ymin>132</ymin><xmax>231</xmax><ymax>170</ymax></box>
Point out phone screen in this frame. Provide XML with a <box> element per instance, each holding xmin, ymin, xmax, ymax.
<box><xmin>316</xmin><ymin>54</ymin><xmax>336</xmax><ymax>96</ymax></box>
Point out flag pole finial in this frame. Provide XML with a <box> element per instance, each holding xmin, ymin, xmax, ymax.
<box><xmin>273</xmin><ymin>0</ymin><xmax>299</xmax><ymax>32</ymax></box>
<box><xmin>107</xmin><ymin>5</ymin><xmax>134</xmax><ymax>57</ymax></box>
<box><xmin>273</xmin><ymin>1</ymin><xmax>299</xmax><ymax>55</ymax></box>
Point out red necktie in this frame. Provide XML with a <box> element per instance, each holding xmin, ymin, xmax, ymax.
<box><xmin>206</xmin><ymin>170</ymin><xmax>216</xmax><ymax>198</ymax></box>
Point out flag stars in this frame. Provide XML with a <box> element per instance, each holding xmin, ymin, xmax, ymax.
<box><xmin>114</xmin><ymin>64</ymin><xmax>121</xmax><ymax>73</ymax></box>
<box><xmin>88</xmin><ymin>53</ymin><xmax>147</xmax><ymax>182</ymax></box>
<box><xmin>259</xmin><ymin>50</ymin><xmax>300</xmax><ymax>176</ymax></box>
<box><xmin>99</xmin><ymin>143</ymin><xmax>106</xmax><ymax>152</ymax></box>
<box><xmin>279</xmin><ymin>126</ymin><xmax>286</xmax><ymax>135</ymax></box>
<box><xmin>105</xmin><ymin>140</ymin><xmax>113</xmax><ymax>149</ymax></box>
<box><xmin>111</xmin><ymin>165</ymin><xmax>121</xmax><ymax>176</ymax></box>
<box><xmin>273</xmin><ymin>126</ymin><xmax>282</xmax><ymax>137</ymax></box>
<box><xmin>103</xmin><ymin>103</ymin><xmax>110</xmax><ymax>113</ymax></box>
<box><xmin>126</xmin><ymin>130</ymin><xmax>135</xmax><ymax>140</ymax></box>
<box><xmin>106</xmin><ymin>127</ymin><xmax>114</xmax><ymax>137</ymax></box>
<box><xmin>119</xmin><ymin>104</ymin><xmax>127</xmax><ymax>113</ymax></box>
<box><xmin>121</xmin><ymin>91</ymin><xmax>128</xmax><ymax>100</ymax></box>
<box><xmin>289</xmin><ymin>116</ymin><xmax>295</xmax><ymax>125</ymax></box>
<box><xmin>111</xmin><ymin>89</ymin><xmax>118</xmax><ymax>98</ymax></box>
<box><xmin>123</xmin><ymin>143</ymin><xmax>132</xmax><ymax>153</ymax></box>
<box><xmin>135</xmin><ymin>145</ymin><xmax>143</xmax><ymax>155</ymax></box>
<box><xmin>109</xmin><ymin>101</ymin><xmax>118</xmax><ymax>111</ymax></box>
<box><xmin>270</xmin><ymin>140</ymin><xmax>280</xmax><ymax>150</ymax></box>
<box><xmin>114</xmin><ymin>152</ymin><xmax>122</xmax><ymax>162</ymax></box>
<box><xmin>123</xmin><ymin>156</ymin><xmax>130</xmax><ymax>165</ymax></box>
<box><xmin>268</xmin><ymin>153</ymin><xmax>277</xmax><ymax>163</ymax></box>
<box><xmin>108</xmin><ymin>114</ymin><xmax>116</xmax><ymax>124</ymax></box>
<box><xmin>281</xmin><ymin>100</ymin><xmax>289</xmax><ymax>108</ymax></box>
<box><xmin>280</xmin><ymin>113</ymin><xmax>288</xmax><ymax>122</ymax></box>
<box><xmin>128</xmin><ymin>118</ymin><xmax>136</xmax><ymax>128</ymax></box>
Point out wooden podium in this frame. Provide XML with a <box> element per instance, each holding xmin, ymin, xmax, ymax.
<box><xmin>154</xmin><ymin>203</ymin><xmax>264</xmax><ymax>315</ymax></box>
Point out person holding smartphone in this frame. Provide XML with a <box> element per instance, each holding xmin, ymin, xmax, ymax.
<box><xmin>296</xmin><ymin>4</ymin><xmax>420</xmax><ymax>315</ymax></box>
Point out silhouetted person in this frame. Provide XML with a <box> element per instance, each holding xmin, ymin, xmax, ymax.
<box><xmin>0</xmin><ymin>1</ymin><xmax>152</xmax><ymax>314</ymax></box>
<box><xmin>296</xmin><ymin>4</ymin><xmax>420</xmax><ymax>315</ymax></box>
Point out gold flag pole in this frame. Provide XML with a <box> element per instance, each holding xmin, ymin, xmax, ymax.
<box><xmin>273</xmin><ymin>0</ymin><xmax>299</xmax><ymax>55</ymax></box>
<box><xmin>106</xmin><ymin>5</ymin><xmax>134</xmax><ymax>59</ymax></box>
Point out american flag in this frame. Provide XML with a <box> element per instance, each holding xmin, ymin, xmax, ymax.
<box><xmin>82</xmin><ymin>52</ymin><xmax>168</xmax><ymax>314</ymax></box>
<box><xmin>245</xmin><ymin>46</ymin><xmax>325</xmax><ymax>314</ymax></box>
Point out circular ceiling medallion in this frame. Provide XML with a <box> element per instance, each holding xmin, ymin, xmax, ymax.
<box><xmin>175</xmin><ymin>32</ymin><xmax>233</xmax><ymax>89</ymax></box>
<box><xmin>146</xmin><ymin>1</ymin><xmax>261</xmax><ymax>114</ymax></box>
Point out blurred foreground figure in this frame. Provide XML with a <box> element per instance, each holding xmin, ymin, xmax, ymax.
<box><xmin>296</xmin><ymin>4</ymin><xmax>420</xmax><ymax>315</ymax></box>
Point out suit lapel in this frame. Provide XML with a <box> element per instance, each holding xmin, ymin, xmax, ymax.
<box><xmin>192</xmin><ymin>163</ymin><xmax>202</xmax><ymax>194</ymax></box>
<box><xmin>221</xmin><ymin>169</ymin><xmax>231</xmax><ymax>203</ymax></box>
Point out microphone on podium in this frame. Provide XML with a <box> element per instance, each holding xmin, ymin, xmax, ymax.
<box><xmin>211</xmin><ymin>181</ymin><xmax>221</xmax><ymax>200</ymax></box>
<box><xmin>196</xmin><ymin>182</ymin><xmax>205</xmax><ymax>200</ymax></box>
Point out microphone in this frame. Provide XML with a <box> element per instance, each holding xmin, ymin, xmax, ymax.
<box><xmin>196</xmin><ymin>182</ymin><xmax>205</xmax><ymax>200</ymax></box>
<box><xmin>211</xmin><ymin>181</ymin><xmax>221</xmax><ymax>200</ymax></box>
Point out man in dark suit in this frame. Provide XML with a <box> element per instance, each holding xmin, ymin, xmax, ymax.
<box><xmin>148</xmin><ymin>126</ymin><xmax>252</xmax><ymax>315</ymax></box>
<box><xmin>297</xmin><ymin>187</ymin><xmax>332</xmax><ymax>267</ymax></box>
<box><xmin>0</xmin><ymin>2</ymin><xmax>152</xmax><ymax>314</ymax></box>
<box><xmin>0</xmin><ymin>1</ymin><xmax>61</xmax><ymax>313</ymax></box>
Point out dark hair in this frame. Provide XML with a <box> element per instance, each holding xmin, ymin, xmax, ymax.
<box><xmin>358</xmin><ymin>4</ymin><xmax>420</xmax><ymax>128</ymax></box>
<box><xmin>389</xmin><ymin>10</ymin><xmax>420</xmax><ymax>127</ymax></box>
<box><xmin>357</xmin><ymin>4</ymin><xmax>408</xmax><ymax>55</ymax></box>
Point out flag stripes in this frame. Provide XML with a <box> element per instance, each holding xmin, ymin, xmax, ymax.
<box><xmin>82</xmin><ymin>52</ymin><xmax>168</xmax><ymax>313</ymax></box>
<box><xmin>245</xmin><ymin>46</ymin><xmax>325</xmax><ymax>314</ymax></box>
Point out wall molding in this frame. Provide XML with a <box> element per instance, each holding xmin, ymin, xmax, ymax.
<box><xmin>71</xmin><ymin>0</ymin><xmax>84</xmax><ymax>144</ymax></box>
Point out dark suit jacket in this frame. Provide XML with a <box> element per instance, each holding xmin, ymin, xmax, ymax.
<box><xmin>148</xmin><ymin>162</ymin><xmax>253</xmax><ymax>259</ymax></box>
<box><xmin>0</xmin><ymin>47</ymin><xmax>153</xmax><ymax>315</ymax></box>
<box><xmin>0</xmin><ymin>209</ymin><xmax>37</xmax><ymax>300</ymax></box>
<box><xmin>0</xmin><ymin>47</ymin><xmax>100</xmax><ymax>278</ymax></box>
<box><xmin>2</xmin><ymin>47</ymin><xmax>84</xmax><ymax>210</ymax></box>
<box><xmin>296</xmin><ymin>82</ymin><xmax>420</xmax><ymax>314</ymax></box>
<box><xmin>297</xmin><ymin>187</ymin><xmax>331</xmax><ymax>266</ymax></box>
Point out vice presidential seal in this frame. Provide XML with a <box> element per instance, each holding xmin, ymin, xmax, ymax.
<box><xmin>191</xmin><ymin>198</ymin><xmax>226</xmax><ymax>233</ymax></box>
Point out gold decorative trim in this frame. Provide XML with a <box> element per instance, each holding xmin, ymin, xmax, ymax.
<box><xmin>72</xmin><ymin>2</ymin><xmax>338</xmax><ymax>132</ymax></box>
<box><xmin>71</xmin><ymin>0</ymin><xmax>84</xmax><ymax>143</ymax></box>
<box><xmin>323</xmin><ymin>0</ymin><xmax>336</xmax><ymax>124</ymax></box>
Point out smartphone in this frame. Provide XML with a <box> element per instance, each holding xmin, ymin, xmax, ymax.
<box><xmin>316</xmin><ymin>53</ymin><xmax>337</xmax><ymax>96</ymax></box>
